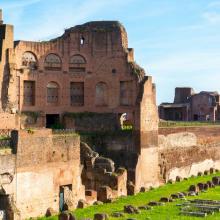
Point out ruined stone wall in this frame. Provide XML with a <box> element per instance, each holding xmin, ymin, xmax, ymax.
<box><xmin>0</xmin><ymin>129</ymin><xmax>85</xmax><ymax>220</ymax></box>
<box><xmin>10</xmin><ymin>21</ymin><xmax>139</xmax><ymax>120</ymax></box>
<box><xmin>159</xmin><ymin>126</ymin><xmax>220</xmax><ymax>182</ymax></box>
<box><xmin>159</xmin><ymin>126</ymin><xmax>220</xmax><ymax>145</ymax></box>
<box><xmin>134</xmin><ymin>76</ymin><xmax>159</xmax><ymax>189</ymax></box>
<box><xmin>64</xmin><ymin>113</ymin><xmax>120</xmax><ymax>131</ymax></box>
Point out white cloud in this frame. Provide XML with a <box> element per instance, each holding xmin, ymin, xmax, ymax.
<box><xmin>149</xmin><ymin>51</ymin><xmax>220</xmax><ymax>74</ymax></box>
<box><xmin>208</xmin><ymin>1</ymin><xmax>220</xmax><ymax>8</ymax></box>
<box><xmin>146</xmin><ymin>51</ymin><xmax>220</xmax><ymax>103</ymax></box>
<box><xmin>2</xmin><ymin>0</ymin><xmax>43</xmax><ymax>9</ymax></box>
<box><xmin>12</xmin><ymin>0</ymin><xmax>134</xmax><ymax>41</ymax></box>
<box><xmin>203</xmin><ymin>12</ymin><xmax>220</xmax><ymax>24</ymax></box>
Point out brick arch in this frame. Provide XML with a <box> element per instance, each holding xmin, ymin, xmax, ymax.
<box><xmin>69</xmin><ymin>54</ymin><xmax>86</xmax><ymax>73</ymax></box>
<box><xmin>95</xmin><ymin>82</ymin><xmax>108</xmax><ymax>106</ymax></box>
<box><xmin>70</xmin><ymin>54</ymin><xmax>86</xmax><ymax>64</ymax></box>
<box><xmin>21</xmin><ymin>51</ymin><xmax>38</xmax><ymax>70</ymax></box>
<box><xmin>44</xmin><ymin>53</ymin><xmax>62</xmax><ymax>71</ymax></box>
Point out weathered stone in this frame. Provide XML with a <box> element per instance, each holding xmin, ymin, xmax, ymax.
<box><xmin>188</xmin><ymin>191</ymin><xmax>197</xmax><ymax>196</ymax></box>
<box><xmin>167</xmin><ymin>179</ymin><xmax>173</xmax><ymax>184</ymax></box>
<box><xmin>170</xmin><ymin>194</ymin><xmax>179</xmax><ymax>199</ymax></box>
<box><xmin>69</xmin><ymin>213</ymin><xmax>77</xmax><ymax>220</ymax></box>
<box><xmin>140</xmin><ymin>187</ymin><xmax>147</xmax><ymax>192</ymax></box>
<box><xmin>78</xmin><ymin>199</ymin><xmax>88</xmax><ymax>208</ymax></box>
<box><xmin>197</xmin><ymin>183</ymin><xmax>204</xmax><ymax>191</ymax></box>
<box><xmin>176</xmin><ymin>176</ymin><xmax>182</xmax><ymax>182</ymax></box>
<box><xmin>159</xmin><ymin>197</ymin><xmax>170</xmax><ymax>203</ymax></box>
<box><xmin>59</xmin><ymin>212</ymin><xmax>69</xmax><ymax>220</ymax></box>
<box><xmin>188</xmin><ymin>185</ymin><xmax>199</xmax><ymax>193</ymax></box>
<box><xmin>94</xmin><ymin>213</ymin><xmax>109</xmax><ymax>220</ymax></box>
<box><xmin>106</xmin><ymin>198</ymin><xmax>116</xmax><ymax>203</ymax></box>
<box><xmin>124</xmin><ymin>205</ymin><xmax>140</xmax><ymax>214</ymax></box>
<box><xmin>93</xmin><ymin>201</ymin><xmax>103</xmax><ymax>205</ymax></box>
<box><xmin>45</xmin><ymin>207</ymin><xmax>56</xmax><ymax>217</ymax></box>
<box><xmin>148</xmin><ymin>201</ymin><xmax>164</xmax><ymax>206</ymax></box>
<box><xmin>207</xmin><ymin>181</ymin><xmax>215</xmax><ymax>188</ymax></box>
<box><xmin>138</xmin><ymin>205</ymin><xmax>152</xmax><ymax>210</ymax></box>
<box><xmin>97</xmin><ymin>186</ymin><xmax>112</xmax><ymax>203</ymax></box>
<box><xmin>178</xmin><ymin>192</ymin><xmax>186</xmax><ymax>198</ymax></box>
<box><xmin>111</xmin><ymin>212</ymin><xmax>124</xmax><ymax>217</ymax></box>
<box><xmin>204</xmin><ymin>170</ymin><xmax>210</xmax><ymax>175</ymax></box>
<box><xmin>203</xmin><ymin>183</ymin><xmax>209</xmax><ymax>190</ymax></box>
<box><xmin>197</xmin><ymin>172</ymin><xmax>203</xmax><ymax>177</ymax></box>
<box><xmin>127</xmin><ymin>182</ymin><xmax>136</xmax><ymax>196</ymax></box>
<box><xmin>210</xmin><ymin>168</ymin><xmax>215</xmax><ymax>174</ymax></box>
<box><xmin>94</xmin><ymin>157</ymin><xmax>115</xmax><ymax>173</ymax></box>
<box><xmin>212</xmin><ymin>176</ymin><xmax>220</xmax><ymax>185</ymax></box>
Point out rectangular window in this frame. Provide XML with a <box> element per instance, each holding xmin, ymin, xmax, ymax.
<box><xmin>120</xmin><ymin>81</ymin><xmax>133</xmax><ymax>106</ymax></box>
<box><xmin>70</xmin><ymin>82</ymin><xmax>84</xmax><ymax>106</ymax></box>
<box><xmin>23</xmin><ymin>81</ymin><xmax>35</xmax><ymax>106</ymax></box>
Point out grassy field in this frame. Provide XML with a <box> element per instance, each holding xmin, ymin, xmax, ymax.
<box><xmin>36</xmin><ymin>173</ymin><xmax>220</xmax><ymax>220</ymax></box>
<box><xmin>159</xmin><ymin>121</ymin><xmax>220</xmax><ymax>127</ymax></box>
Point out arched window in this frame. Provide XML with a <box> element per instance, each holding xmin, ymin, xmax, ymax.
<box><xmin>44</xmin><ymin>54</ymin><xmax>62</xmax><ymax>71</ymax></box>
<box><xmin>47</xmin><ymin>82</ymin><xmax>59</xmax><ymax>104</ymax></box>
<box><xmin>21</xmin><ymin>52</ymin><xmax>38</xmax><ymax>70</ymax></box>
<box><xmin>69</xmin><ymin>54</ymin><xmax>86</xmax><ymax>73</ymax></box>
<box><xmin>95</xmin><ymin>82</ymin><xmax>108</xmax><ymax>106</ymax></box>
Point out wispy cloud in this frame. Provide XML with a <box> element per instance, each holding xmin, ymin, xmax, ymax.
<box><xmin>203</xmin><ymin>12</ymin><xmax>220</xmax><ymax>24</ymax></box>
<box><xmin>2</xmin><ymin>0</ymin><xmax>43</xmax><ymax>9</ymax></box>
<box><xmin>208</xmin><ymin>1</ymin><xmax>220</xmax><ymax>8</ymax></box>
<box><xmin>149</xmin><ymin>51</ymin><xmax>220</xmax><ymax>74</ymax></box>
<box><xmin>10</xmin><ymin>0</ymin><xmax>134</xmax><ymax>41</ymax></box>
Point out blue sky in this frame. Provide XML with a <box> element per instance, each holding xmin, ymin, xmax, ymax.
<box><xmin>1</xmin><ymin>0</ymin><xmax>220</xmax><ymax>104</ymax></box>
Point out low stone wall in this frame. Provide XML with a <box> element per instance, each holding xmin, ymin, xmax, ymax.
<box><xmin>159</xmin><ymin>126</ymin><xmax>220</xmax><ymax>145</ymax></box>
<box><xmin>0</xmin><ymin>113</ymin><xmax>19</xmax><ymax>129</ymax></box>
<box><xmin>159</xmin><ymin>126</ymin><xmax>220</xmax><ymax>182</ymax></box>
<box><xmin>1</xmin><ymin>129</ymin><xmax>85</xmax><ymax>220</ymax></box>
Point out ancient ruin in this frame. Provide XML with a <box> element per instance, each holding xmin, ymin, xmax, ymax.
<box><xmin>1</xmin><ymin>8</ymin><xmax>220</xmax><ymax>220</ymax></box>
<box><xmin>0</xmin><ymin>9</ymin><xmax>160</xmax><ymax>219</ymax></box>
<box><xmin>159</xmin><ymin>87</ymin><xmax>220</xmax><ymax>121</ymax></box>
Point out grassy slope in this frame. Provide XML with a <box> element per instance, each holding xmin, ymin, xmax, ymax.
<box><xmin>37</xmin><ymin>173</ymin><xmax>220</xmax><ymax>220</ymax></box>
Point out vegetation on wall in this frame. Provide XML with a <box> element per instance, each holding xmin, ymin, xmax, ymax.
<box><xmin>129</xmin><ymin>61</ymin><xmax>145</xmax><ymax>79</ymax></box>
<box><xmin>63</xmin><ymin>112</ymin><xmax>115</xmax><ymax>119</ymax></box>
<box><xmin>20</xmin><ymin>111</ymin><xmax>41</xmax><ymax>122</ymax></box>
<box><xmin>159</xmin><ymin>120</ymin><xmax>220</xmax><ymax>127</ymax></box>
<box><xmin>36</xmin><ymin>173</ymin><xmax>220</xmax><ymax>220</ymax></box>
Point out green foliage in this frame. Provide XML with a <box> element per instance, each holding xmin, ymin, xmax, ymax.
<box><xmin>129</xmin><ymin>61</ymin><xmax>145</xmax><ymax>78</ymax></box>
<box><xmin>51</xmin><ymin>123</ymin><xmax>65</xmax><ymax>130</ymax></box>
<box><xmin>36</xmin><ymin>173</ymin><xmax>220</xmax><ymax>220</ymax></box>
<box><xmin>121</xmin><ymin>125</ymin><xmax>133</xmax><ymax>130</ymax></box>
<box><xmin>0</xmin><ymin>135</ymin><xmax>10</xmax><ymax>140</ymax></box>
<box><xmin>159</xmin><ymin>121</ymin><xmax>220</xmax><ymax>127</ymax></box>
<box><xmin>21</xmin><ymin>111</ymin><xmax>41</xmax><ymax>122</ymax></box>
<box><xmin>27</xmin><ymin>128</ymin><xmax>34</xmax><ymax>134</ymax></box>
<box><xmin>63</xmin><ymin>112</ymin><xmax>113</xmax><ymax>119</ymax></box>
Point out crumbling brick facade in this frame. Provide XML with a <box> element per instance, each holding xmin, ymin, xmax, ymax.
<box><xmin>0</xmin><ymin>10</ymin><xmax>151</xmax><ymax>130</ymax></box>
<box><xmin>159</xmin><ymin>87</ymin><xmax>220</xmax><ymax>122</ymax></box>
<box><xmin>0</xmin><ymin>9</ymin><xmax>160</xmax><ymax>219</ymax></box>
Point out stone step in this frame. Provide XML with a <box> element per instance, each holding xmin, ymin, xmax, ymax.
<box><xmin>180</xmin><ymin>211</ymin><xmax>207</xmax><ymax>217</ymax></box>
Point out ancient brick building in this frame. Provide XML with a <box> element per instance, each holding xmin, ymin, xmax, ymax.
<box><xmin>159</xmin><ymin>87</ymin><xmax>220</xmax><ymax>122</ymax></box>
<box><xmin>0</xmin><ymin>9</ymin><xmax>160</xmax><ymax>219</ymax></box>
<box><xmin>0</xmin><ymin>9</ymin><xmax>151</xmax><ymax>129</ymax></box>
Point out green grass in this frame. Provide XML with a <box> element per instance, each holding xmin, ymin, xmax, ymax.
<box><xmin>35</xmin><ymin>173</ymin><xmax>220</xmax><ymax>220</ymax></box>
<box><xmin>159</xmin><ymin>121</ymin><xmax>220</xmax><ymax>128</ymax></box>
